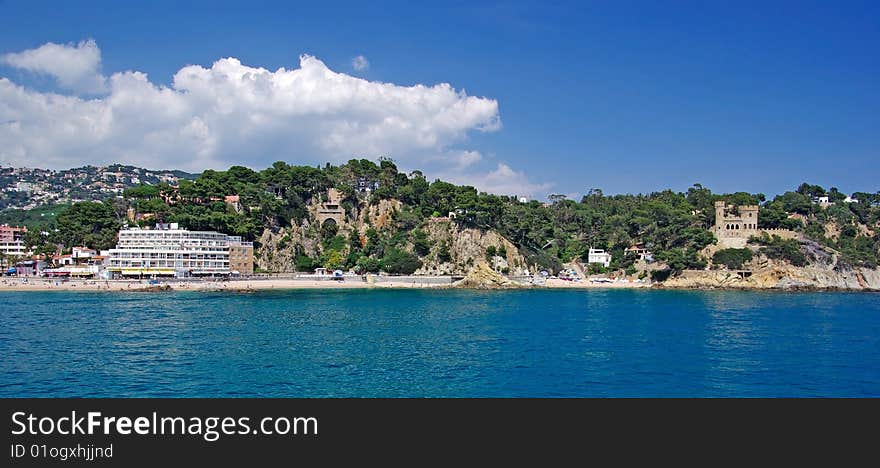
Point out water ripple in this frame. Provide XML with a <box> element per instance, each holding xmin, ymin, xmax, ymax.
<box><xmin>0</xmin><ymin>289</ymin><xmax>878</xmax><ymax>397</ymax></box>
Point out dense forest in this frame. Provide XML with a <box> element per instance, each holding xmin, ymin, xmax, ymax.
<box><xmin>9</xmin><ymin>159</ymin><xmax>880</xmax><ymax>276</ymax></box>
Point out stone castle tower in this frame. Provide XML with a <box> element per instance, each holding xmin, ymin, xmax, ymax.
<box><xmin>710</xmin><ymin>200</ymin><xmax>798</xmax><ymax>250</ymax></box>
<box><xmin>713</xmin><ymin>201</ymin><xmax>759</xmax><ymax>239</ymax></box>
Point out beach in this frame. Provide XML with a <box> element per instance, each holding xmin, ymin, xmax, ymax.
<box><xmin>0</xmin><ymin>275</ymin><xmax>650</xmax><ymax>291</ymax></box>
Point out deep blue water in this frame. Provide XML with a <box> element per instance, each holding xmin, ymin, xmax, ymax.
<box><xmin>1</xmin><ymin>289</ymin><xmax>878</xmax><ymax>397</ymax></box>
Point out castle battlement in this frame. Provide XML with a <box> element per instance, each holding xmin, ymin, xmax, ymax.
<box><xmin>713</xmin><ymin>201</ymin><xmax>759</xmax><ymax>238</ymax></box>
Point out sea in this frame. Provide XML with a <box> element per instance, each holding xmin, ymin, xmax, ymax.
<box><xmin>1</xmin><ymin>289</ymin><xmax>878</xmax><ymax>397</ymax></box>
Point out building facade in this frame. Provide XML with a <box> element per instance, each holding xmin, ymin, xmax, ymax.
<box><xmin>227</xmin><ymin>236</ymin><xmax>254</xmax><ymax>275</ymax></box>
<box><xmin>712</xmin><ymin>200</ymin><xmax>797</xmax><ymax>249</ymax></box>
<box><xmin>315</xmin><ymin>188</ymin><xmax>345</xmax><ymax>227</ymax></box>
<box><xmin>713</xmin><ymin>201</ymin><xmax>760</xmax><ymax>238</ymax></box>
<box><xmin>587</xmin><ymin>248</ymin><xmax>612</xmax><ymax>268</ymax></box>
<box><xmin>0</xmin><ymin>224</ymin><xmax>28</xmax><ymax>259</ymax></box>
<box><xmin>108</xmin><ymin>223</ymin><xmax>237</xmax><ymax>277</ymax></box>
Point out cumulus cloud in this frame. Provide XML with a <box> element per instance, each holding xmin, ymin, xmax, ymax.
<box><xmin>0</xmin><ymin>40</ymin><xmax>552</xmax><ymax>196</ymax></box>
<box><xmin>1</xmin><ymin>40</ymin><xmax>501</xmax><ymax>175</ymax></box>
<box><xmin>351</xmin><ymin>55</ymin><xmax>369</xmax><ymax>71</ymax></box>
<box><xmin>1</xmin><ymin>39</ymin><xmax>107</xmax><ymax>94</ymax></box>
<box><xmin>440</xmin><ymin>162</ymin><xmax>553</xmax><ymax>198</ymax></box>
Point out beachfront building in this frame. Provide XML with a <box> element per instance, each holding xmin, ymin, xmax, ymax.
<box><xmin>108</xmin><ymin>223</ymin><xmax>242</xmax><ymax>277</ymax></box>
<box><xmin>587</xmin><ymin>248</ymin><xmax>612</xmax><ymax>267</ymax></box>
<box><xmin>0</xmin><ymin>224</ymin><xmax>28</xmax><ymax>260</ymax></box>
<box><xmin>13</xmin><ymin>260</ymin><xmax>46</xmax><ymax>276</ymax></box>
<box><xmin>227</xmin><ymin>236</ymin><xmax>254</xmax><ymax>275</ymax></box>
<box><xmin>44</xmin><ymin>247</ymin><xmax>106</xmax><ymax>278</ymax></box>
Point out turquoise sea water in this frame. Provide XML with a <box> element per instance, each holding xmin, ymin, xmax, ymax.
<box><xmin>1</xmin><ymin>289</ymin><xmax>878</xmax><ymax>397</ymax></box>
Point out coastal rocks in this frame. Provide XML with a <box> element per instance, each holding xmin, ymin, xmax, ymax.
<box><xmin>453</xmin><ymin>262</ymin><xmax>522</xmax><ymax>289</ymax></box>
<box><xmin>660</xmin><ymin>262</ymin><xmax>880</xmax><ymax>291</ymax></box>
<box><xmin>415</xmin><ymin>219</ymin><xmax>530</xmax><ymax>276</ymax></box>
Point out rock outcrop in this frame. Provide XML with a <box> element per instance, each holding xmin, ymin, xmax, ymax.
<box><xmin>453</xmin><ymin>262</ymin><xmax>523</xmax><ymax>289</ymax></box>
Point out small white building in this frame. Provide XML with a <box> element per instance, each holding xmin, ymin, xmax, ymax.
<box><xmin>72</xmin><ymin>246</ymin><xmax>96</xmax><ymax>259</ymax></box>
<box><xmin>587</xmin><ymin>248</ymin><xmax>612</xmax><ymax>268</ymax></box>
<box><xmin>844</xmin><ymin>196</ymin><xmax>859</xmax><ymax>204</ymax></box>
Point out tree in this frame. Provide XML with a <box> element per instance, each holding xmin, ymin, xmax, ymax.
<box><xmin>320</xmin><ymin>250</ymin><xmax>346</xmax><ymax>270</ymax></box>
<box><xmin>380</xmin><ymin>249</ymin><xmax>422</xmax><ymax>274</ymax></box>
<box><xmin>55</xmin><ymin>201</ymin><xmax>121</xmax><ymax>250</ymax></box>
<box><xmin>411</xmin><ymin>229</ymin><xmax>430</xmax><ymax>256</ymax></box>
<box><xmin>355</xmin><ymin>256</ymin><xmax>381</xmax><ymax>273</ymax></box>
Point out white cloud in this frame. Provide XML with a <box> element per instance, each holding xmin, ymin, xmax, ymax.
<box><xmin>1</xmin><ymin>39</ymin><xmax>107</xmax><ymax>94</ymax></box>
<box><xmin>451</xmin><ymin>150</ymin><xmax>482</xmax><ymax>168</ymax></box>
<box><xmin>0</xmin><ymin>41</ymin><xmax>502</xmax><ymax>174</ymax></box>
<box><xmin>440</xmin><ymin>162</ymin><xmax>552</xmax><ymax>198</ymax></box>
<box><xmin>352</xmin><ymin>55</ymin><xmax>369</xmax><ymax>71</ymax></box>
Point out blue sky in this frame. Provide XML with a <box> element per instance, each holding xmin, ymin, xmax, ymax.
<box><xmin>0</xmin><ymin>0</ymin><xmax>877</xmax><ymax>198</ymax></box>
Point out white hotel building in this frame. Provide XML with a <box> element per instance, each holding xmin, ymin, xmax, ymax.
<box><xmin>108</xmin><ymin>223</ymin><xmax>237</xmax><ymax>277</ymax></box>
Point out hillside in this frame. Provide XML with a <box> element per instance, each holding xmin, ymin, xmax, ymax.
<box><xmin>0</xmin><ymin>164</ymin><xmax>198</xmax><ymax>211</ymax></box>
<box><xmin>5</xmin><ymin>159</ymin><xmax>880</xmax><ymax>289</ymax></box>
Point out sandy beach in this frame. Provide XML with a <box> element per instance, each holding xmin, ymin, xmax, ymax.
<box><xmin>0</xmin><ymin>276</ymin><xmax>650</xmax><ymax>292</ymax></box>
<box><xmin>0</xmin><ymin>277</ymin><xmax>451</xmax><ymax>292</ymax></box>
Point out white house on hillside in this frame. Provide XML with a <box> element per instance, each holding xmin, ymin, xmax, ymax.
<box><xmin>587</xmin><ymin>248</ymin><xmax>612</xmax><ymax>268</ymax></box>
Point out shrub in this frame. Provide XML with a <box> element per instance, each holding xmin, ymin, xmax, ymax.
<box><xmin>651</xmin><ymin>269</ymin><xmax>672</xmax><ymax>282</ymax></box>
<box><xmin>712</xmin><ymin>248</ymin><xmax>753</xmax><ymax>270</ymax></box>
<box><xmin>295</xmin><ymin>255</ymin><xmax>317</xmax><ymax>271</ymax></box>
<box><xmin>485</xmin><ymin>245</ymin><xmax>497</xmax><ymax>260</ymax></box>
<box><xmin>751</xmin><ymin>234</ymin><xmax>808</xmax><ymax>267</ymax></box>
<box><xmin>437</xmin><ymin>242</ymin><xmax>452</xmax><ymax>263</ymax></box>
<box><xmin>277</xmin><ymin>234</ymin><xmax>291</xmax><ymax>250</ymax></box>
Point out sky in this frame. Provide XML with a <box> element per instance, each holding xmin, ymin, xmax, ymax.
<box><xmin>0</xmin><ymin>0</ymin><xmax>877</xmax><ymax>199</ymax></box>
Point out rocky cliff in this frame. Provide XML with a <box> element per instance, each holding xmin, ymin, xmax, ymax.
<box><xmin>254</xmin><ymin>195</ymin><xmax>531</xmax><ymax>276</ymax></box>
<box><xmin>414</xmin><ymin>219</ymin><xmax>531</xmax><ymax>276</ymax></box>
<box><xmin>255</xmin><ymin>219</ymin><xmax>321</xmax><ymax>272</ymax></box>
